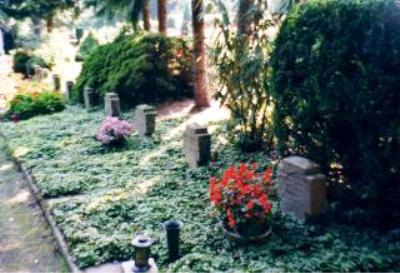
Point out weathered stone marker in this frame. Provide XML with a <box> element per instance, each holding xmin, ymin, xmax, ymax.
<box><xmin>183</xmin><ymin>123</ymin><xmax>211</xmax><ymax>169</ymax></box>
<box><xmin>84</xmin><ymin>86</ymin><xmax>95</xmax><ymax>111</ymax></box>
<box><xmin>65</xmin><ymin>81</ymin><xmax>73</xmax><ymax>103</ymax></box>
<box><xmin>52</xmin><ymin>74</ymin><xmax>61</xmax><ymax>91</ymax></box>
<box><xmin>277</xmin><ymin>156</ymin><xmax>327</xmax><ymax>221</ymax></box>
<box><xmin>33</xmin><ymin>65</ymin><xmax>41</xmax><ymax>81</ymax></box>
<box><xmin>134</xmin><ymin>105</ymin><xmax>157</xmax><ymax>136</ymax></box>
<box><xmin>104</xmin><ymin>92</ymin><xmax>121</xmax><ymax>117</ymax></box>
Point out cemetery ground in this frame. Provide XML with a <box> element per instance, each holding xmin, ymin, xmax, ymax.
<box><xmin>0</xmin><ymin>106</ymin><xmax>398</xmax><ymax>272</ymax></box>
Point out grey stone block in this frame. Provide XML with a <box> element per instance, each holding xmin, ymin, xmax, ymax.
<box><xmin>65</xmin><ymin>81</ymin><xmax>73</xmax><ymax>103</ymax></box>
<box><xmin>277</xmin><ymin>156</ymin><xmax>327</xmax><ymax>221</ymax></box>
<box><xmin>104</xmin><ymin>93</ymin><xmax>121</xmax><ymax>117</ymax></box>
<box><xmin>84</xmin><ymin>86</ymin><xmax>95</xmax><ymax>111</ymax></box>
<box><xmin>135</xmin><ymin>105</ymin><xmax>157</xmax><ymax>136</ymax></box>
<box><xmin>52</xmin><ymin>74</ymin><xmax>61</xmax><ymax>91</ymax></box>
<box><xmin>183</xmin><ymin>123</ymin><xmax>211</xmax><ymax>169</ymax></box>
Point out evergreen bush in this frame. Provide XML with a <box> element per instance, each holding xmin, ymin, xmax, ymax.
<box><xmin>13</xmin><ymin>50</ymin><xmax>50</xmax><ymax>78</ymax></box>
<box><xmin>271</xmin><ymin>0</ymin><xmax>400</xmax><ymax>228</ymax></box>
<box><xmin>72</xmin><ymin>33</ymin><xmax>193</xmax><ymax>106</ymax></box>
<box><xmin>76</xmin><ymin>33</ymin><xmax>99</xmax><ymax>61</ymax></box>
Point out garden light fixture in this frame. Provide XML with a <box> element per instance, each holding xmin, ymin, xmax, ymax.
<box><xmin>131</xmin><ymin>234</ymin><xmax>154</xmax><ymax>273</ymax></box>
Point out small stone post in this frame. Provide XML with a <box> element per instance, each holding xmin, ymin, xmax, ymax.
<box><xmin>134</xmin><ymin>105</ymin><xmax>157</xmax><ymax>136</ymax></box>
<box><xmin>33</xmin><ymin>65</ymin><xmax>41</xmax><ymax>81</ymax></box>
<box><xmin>277</xmin><ymin>156</ymin><xmax>327</xmax><ymax>221</ymax></box>
<box><xmin>84</xmin><ymin>86</ymin><xmax>95</xmax><ymax>111</ymax></box>
<box><xmin>183</xmin><ymin>123</ymin><xmax>211</xmax><ymax>169</ymax></box>
<box><xmin>65</xmin><ymin>81</ymin><xmax>73</xmax><ymax>103</ymax></box>
<box><xmin>104</xmin><ymin>93</ymin><xmax>121</xmax><ymax>117</ymax></box>
<box><xmin>52</xmin><ymin>74</ymin><xmax>61</xmax><ymax>91</ymax></box>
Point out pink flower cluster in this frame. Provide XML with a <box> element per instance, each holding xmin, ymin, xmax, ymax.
<box><xmin>96</xmin><ymin>117</ymin><xmax>134</xmax><ymax>145</ymax></box>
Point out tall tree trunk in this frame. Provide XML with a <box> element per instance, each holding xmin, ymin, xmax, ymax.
<box><xmin>46</xmin><ymin>15</ymin><xmax>54</xmax><ymax>33</ymax></box>
<box><xmin>142</xmin><ymin>0</ymin><xmax>151</xmax><ymax>31</ymax></box>
<box><xmin>191</xmin><ymin>0</ymin><xmax>210</xmax><ymax>108</ymax></box>
<box><xmin>237</xmin><ymin>0</ymin><xmax>255</xmax><ymax>40</ymax></box>
<box><xmin>157</xmin><ymin>0</ymin><xmax>167</xmax><ymax>34</ymax></box>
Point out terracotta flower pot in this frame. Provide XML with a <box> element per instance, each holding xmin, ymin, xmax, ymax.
<box><xmin>219</xmin><ymin>221</ymin><xmax>272</xmax><ymax>244</ymax></box>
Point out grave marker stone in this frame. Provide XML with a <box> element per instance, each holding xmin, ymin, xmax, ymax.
<box><xmin>104</xmin><ymin>92</ymin><xmax>121</xmax><ymax>117</ymax></box>
<box><xmin>65</xmin><ymin>81</ymin><xmax>73</xmax><ymax>103</ymax></box>
<box><xmin>277</xmin><ymin>156</ymin><xmax>327</xmax><ymax>221</ymax></box>
<box><xmin>135</xmin><ymin>105</ymin><xmax>157</xmax><ymax>136</ymax></box>
<box><xmin>84</xmin><ymin>86</ymin><xmax>95</xmax><ymax>111</ymax></box>
<box><xmin>183</xmin><ymin>123</ymin><xmax>211</xmax><ymax>169</ymax></box>
<box><xmin>52</xmin><ymin>74</ymin><xmax>61</xmax><ymax>91</ymax></box>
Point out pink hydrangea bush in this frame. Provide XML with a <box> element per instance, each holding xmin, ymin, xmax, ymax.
<box><xmin>96</xmin><ymin>117</ymin><xmax>134</xmax><ymax>146</ymax></box>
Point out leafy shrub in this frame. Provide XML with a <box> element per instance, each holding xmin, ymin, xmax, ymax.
<box><xmin>213</xmin><ymin>1</ymin><xmax>274</xmax><ymax>152</ymax></box>
<box><xmin>7</xmin><ymin>91</ymin><xmax>65</xmax><ymax>120</ymax></box>
<box><xmin>13</xmin><ymin>51</ymin><xmax>50</xmax><ymax>78</ymax></box>
<box><xmin>271</xmin><ymin>0</ymin><xmax>400</xmax><ymax>228</ymax></box>
<box><xmin>72</xmin><ymin>33</ymin><xmax>193</xmax><ymax>106</ymax></box>
<box><xmin>76</xmin><ymin>33</ymin><xmax>99</xmax><ymax>61</ymax></box>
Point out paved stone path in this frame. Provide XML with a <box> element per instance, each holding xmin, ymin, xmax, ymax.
<box><xmin>0</xmin><ymin>142</ymin><xmax>69</xmax><ymax>273</ymax></box>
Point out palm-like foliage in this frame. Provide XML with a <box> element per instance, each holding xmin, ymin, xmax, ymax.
<box><xmin>0</xmin><ymin>0</ymin><xmax>76</xmax><ymax>20</ymax></box>
<box><xmin>84</xmin><ymin>0</ymin><xmax>145</xmax><ymax>29</ymax></box>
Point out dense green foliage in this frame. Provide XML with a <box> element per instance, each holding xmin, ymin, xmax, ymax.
<box><xmin>72</xmin><ymin>33</ymin><xmax>193</xmax><ymax>106</ymax></box>
<box><xmin>271</xmin><ymin>0</ymin><xmax>400</xmax><ymax>228</ymax></box>
<box><xmin>76</xmin><ymin>33</ymin><xmax>100</xmax><ymax>61</ymax></box>
<box><xmin>0</xmin><ymin>0</ymin><xmax>76</xmax><ymax>22</ymax></box>
<box><xmin>1</xmin><ymin>108</ymin><xmax>399</xmax><ymax>271</ymax></box>
<box><xmin>13</xmin><ymin>51</ymin><xmax>50</xmax><ymax>78</ymax></box>
<box><xmin>213</xmin><ymin>1</ymin><xmax>274</xmax><ymax>152</ymax></box>
<box><xmin>6</xmin><ymin>91</ymin><xmax>65</xmax><ymax>120</ymax></box>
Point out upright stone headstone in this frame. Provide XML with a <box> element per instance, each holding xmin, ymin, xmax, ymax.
<box><xmin>52</xmin><ymin>74</ymin><xmax>61</xmax><ymax>91</ymax></box>
<box><xmin>183</xmin><ymin>123</ymin><xmax>211</xmax><ymax>169</ymax></box>
<box><xmin>104</xmin><ymin>92</ymin><xmax>121</xmax><ymax>117</ymax></box>
<box><xmin>39</xmin><ymin>68</ymin><xmax>48</xmax><ymax>81</ymax></box>
<box><xmin>84</xmin><ymin>86</ymin><xmax>95</xmax><ymax>111</ymax></box>
<box><xmin>33</xmin><ymin>65</ymin><xmax>41</xmax><ymax>81</ymax></box>
<box><xmin>277</xmin><ymin>156</ymin><xmax>327</xmax><ymax>221</ymax></box>
<box><xmin>65</xmin><ymin>81</ymin><xmax>74</xmax><ymax>103</ymax></box>
<box><xmin>134</xmin><ymin>105</ymin><xmax>157</xmax><ymax>137</ymax></box>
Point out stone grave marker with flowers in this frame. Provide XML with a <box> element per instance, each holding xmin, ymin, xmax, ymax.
<box><xmin>96</xmin><ymin>117</ymin><xmax>134</xmax><ymax>146</ymax></box>
<box><xmin>183</xmin><ymin>123</ymin><xmax>211</xmax><ymax>169</ymax></box>
<box><xmin>134</xmin><ymin>105</ymin><xmax>157</xmax><ymax>137</ymax></box>
<box><xmin>210</xmin><ymin>163</ymin><xmax>274</xmax><ymax>242</ymax></box>
<box><xmin>277</xmin><ymin>156</ymin><xmax>327</xmax><ymax>221</ymax></box>
<box><xmin>84</xmin><ymin>86</ymin><xmax>95</xmax><ymax>111</ymax></box>
<box><xmin>104</xmin><ymin>92</ymin><xmax>121</xmax><ymax>117</ymax></box>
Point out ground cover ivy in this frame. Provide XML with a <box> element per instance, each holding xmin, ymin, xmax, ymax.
<box><xmin>1</xmin><ymin>107</ymin><xmax>399</xmax><ymax>272</ymax></box>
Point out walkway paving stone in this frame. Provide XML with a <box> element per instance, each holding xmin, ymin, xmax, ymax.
<box><xmin>0</xmin><ymin>142</ymin><xmax>69</xmax><ymax>273</ymax></box>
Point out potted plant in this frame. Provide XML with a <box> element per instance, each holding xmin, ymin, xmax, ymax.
<box><xmin>210</xmin><ymin>163</ymin><xmax>274</xmax><ymax>243</ymax></box>
<box><xmin>96</xmin><ymin>117</ymin><xmax>134</xmax><ymax>146</ymax></box>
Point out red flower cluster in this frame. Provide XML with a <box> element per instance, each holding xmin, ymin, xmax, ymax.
<box><xmin>210</xmin><ymin>163</ymin><xmax>273</xmax><ymax>229</ymax></box>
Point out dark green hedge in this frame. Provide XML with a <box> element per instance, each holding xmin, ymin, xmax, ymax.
<box><xmin>13</xmin><ymin>51</ymin><xmax>50</xmax><ymax>78</ymax></box>
<box><xmin>72</xmin><ymin>33</ymin><xmax>193</xmax><ymax>106</ymax></box>
<box><xmin>271</xmin><ymin>0</ymin><xmax>400</xmax><ymax>228</ymax></box>
<box><xmin>76</xmin><ymin>33</ymin><xmax>99</xmax><ymax>61</ymax></box>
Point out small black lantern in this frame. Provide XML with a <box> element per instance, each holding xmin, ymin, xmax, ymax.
<box><xmin>163</xmin><ymin>220</ymin><xmax>183</xmax><ymax>262</ymax></box>
<box><xmin>132</xmin><ymin>234</ymin><xmax>154</xmax><ymax>273</ymax></box>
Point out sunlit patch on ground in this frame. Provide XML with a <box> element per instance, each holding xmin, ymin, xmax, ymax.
<box><xmin>6</xmin><ymin>189</ymin><xmax>31</xmax><ymax>205</ymax></box>
<box><xmin>0</xmin><ymin>163</ymin><xmax>13</xmax><ymax>172</ymax></box>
